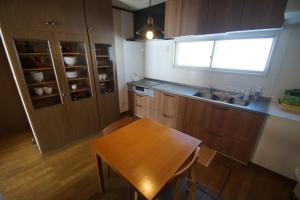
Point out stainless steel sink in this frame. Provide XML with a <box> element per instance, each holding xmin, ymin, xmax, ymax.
<box><xmin>193</xmin><ymin>88</ymin><xmax>250</xmax><ymax>106</ymax></box>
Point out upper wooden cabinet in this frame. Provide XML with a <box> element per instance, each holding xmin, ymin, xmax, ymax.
<box><xmin>180</xmin><ymin>0</ymin><xmax>210</xmax><ymax>36</ymax></box>
<box><xmin>239</xmin><ymin>0</ymin><xmax>287</xmax><ymax>30</ymax></box>
<box><xmin>164</xmin><ymin>0</ymin><xmax>183</xmax><ymax>38</ymax></box>
<box><xmin>164</xmin><ymin>0</ymin><xmax>287</xmax><ymax>37</ymax></box>
<box><xmin>206</xmin><ymin>0</ymin><xmax>244</xmax><ymax>33</ymax></box>
<box><xmin>84</xmin><ymin>0</ymin><xmax>114</xmax><ymax>41</ymax></box>
<box><xmin>0</xmin><ymin>0</ymin><xmax>87</xmax><ymax>34</ymax></box>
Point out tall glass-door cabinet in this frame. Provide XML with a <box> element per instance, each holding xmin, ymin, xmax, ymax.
<box><xmin>1</xmin><ymin>30</ymin><xmax>100</xmax><ymax>152</ymax></box>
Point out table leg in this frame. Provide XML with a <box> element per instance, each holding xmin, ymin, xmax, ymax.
<box><xmin>96</xmin><ymin>154</ymin><xmax>105</xmax><ymax>194</ymax></box>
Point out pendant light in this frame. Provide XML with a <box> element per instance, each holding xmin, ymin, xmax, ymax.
<box><xmin>136</xmin><ymin>0</ymin><xmax>164</xmax><ymax>40</ymax></box>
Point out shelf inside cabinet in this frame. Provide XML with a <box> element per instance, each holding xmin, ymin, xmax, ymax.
<box><xmin>18</xmin><ymin>52</ymin><xmax>49</xmax><ymax>56</ymax></box>
<box><xmin>62</xmin><ymin>52</ymin><xmax>85</xmax><ymax>56</ymax></box>
<box><xmin>23</xmin><ymin>67</ymin><xmax>53</xmax><ymax>72</ymax></box>
<box><xmin>31</xmin><ymin>93</ymin><xmax>60</xmax><ymax>101</ymax></box>
<box><xmin>67</xmin><ymin>77</ymin><xmax>88</xmax><ymax>82</ymax></box>
<box><xmin>65</xmin><ymin>65</ymin><xmax>86</xmax><ymax>69</ymax></box>
<box><xmin>97</xmin><ymin>65</ymin><xmax>112</xmax><ymax>68</ymax></box>
<box><xmin>70</xmin><ymin>88</ymin><xmax>90</xmax><ymax>94</ymax></box>
<box><xmin>96</xmin><ymin>55</ymin><xmax>109</xmax><ymax>58</ymax></box>
<box><xmin>28</xmin><ymin>80</ymin><xmax>57</xmax><ymax>87</ymax></box>
<box><xmin>99</xmin><ymin>79</ymin><xmax>113</xmax><ymax>83</ymax></box>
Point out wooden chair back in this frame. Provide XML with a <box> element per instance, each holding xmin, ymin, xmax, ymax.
<box><xmin>174</xmin><ymin>147</ymin><xmax>200</xmax><ymax>178</ymax></box>
<box><xmin>102</xmin><ymin>117</ymin><xmax>134</xmax><ymax>135</ymax></box>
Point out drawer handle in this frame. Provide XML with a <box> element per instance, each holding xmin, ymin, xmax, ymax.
<box><xmin>211</xmin><ymin>105</ymin><xmax>228</xmax><ymax>111</ymax></box>
<box><xmin>163</xmin><ymin>93</ymin><xmax>174</xmax><ymax>98</ymax></box>
<box><xmin>206</xmin><ymin>130</ymin><xmax>222</xmax><ymax>137</ymax></box>
<box><xmin>163</xmin><ymin>114</ymin><xmax>172</xmax><ymax>119</ymax></box>
<box><xmin>136</xmin><ymin>94</ymin><xmax>144</xmax><ymax>97</ymax></box>
<box><xmin>136</xmin><ymin>105</ymin><xmax>143</xmax><ymax>108</ymax></box>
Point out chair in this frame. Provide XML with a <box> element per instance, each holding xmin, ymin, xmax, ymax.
<box><xmin>102</xmin><ymin>117</ymin><xmax>134</xmax><ymax>177</ymax></box>
<box><xmin>134</xmin><ymin>147</ymin><xmax>200</xmax><ymax>200</ymax></box>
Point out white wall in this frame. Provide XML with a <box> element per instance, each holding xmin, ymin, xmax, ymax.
<box><xmin>253</xmin><ymin>116</ymin><xmax>300</xmax><ymax>180</ymax></box>
<box><xmin>252</xmin><ymin>24</ymin><xmax>300</xmax><ymax>180</ymax></box>
<box><xmin>113</xmin><ymin>8</ymin><xmax>134</xmax><ymax>112</ymax></box>
<box><xmin>144</xmin><ymin>26</ymin><xmax>298</xmax><ymax>98</ymax></box>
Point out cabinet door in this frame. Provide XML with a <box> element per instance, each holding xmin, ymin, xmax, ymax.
<box><xmin>89</xmin><ymin>36</ymin><xmax>120</xmax><ymax>129</ymax></box>
<box><xmin>203</xmin><ymin>103</ymin><xmax>231</xmax><ymax>136</ymax></box>
<box><xmin>49</xmin><ymin>0</ymin><xmax>87</xmax><ymax>34</ymax></box>
<box><xmin>84</xmin><ymin>0</ymin><xmax>114</xmax><ymax>41</ymax></box>
<box><xmin>239</xmin><ymin>0</ymin><xmax>287</xmax><ymax>30</ymax></box>
<box><xmin>206</xmin><ymin>0</ymin><xmax>244</xmax><ymax>33</ymax></box>
<box><xmin>184</xmin><ymin>98</ymin><xmax>207</xmax><ymax>140</ymax></box>
<box><xmin>54</xmin><ymin>33</ymin><xmax>100</xmax><ymax>141</ymax></box>
<box><xmin>0</xmin><ymin>0</ymin><xmax>86</xmax><ymax>34</ymax></box>
<box><xmin>2</xmin><ymin>30</ymin><xmax>71</xmax><ymax>152</ymax></box>
<box><xmin>134</xmin><ymin>93</ymin><xmax>150</xmax><ymax>118</ymax></box>
<box><xmin>227</xmin><ymin>110</ymin><xmax>265</xmax><ymax>144</ymax></box>
<box><xmin>180</xmin><ymin>0</ymin><xmax>210</xmax><ymax>36</ymax></box>
<box><xmin>154</xmin><ymin>91</ymin><xmax>185</xmax><ymax>131</ymax></box>
<box><xmin>0</xmin><ymin>0</ymin><xmax>55</xmax><ymax>32</ymax></box>
<box><xmin>165</xmin><ymin>0</ymin><xmax>182</xmax><ymax>38</ymax></box>
<box><xmin>221</xmin><ymin>137</ymin><xmax>253</xmax><ymax>162</ymax></box>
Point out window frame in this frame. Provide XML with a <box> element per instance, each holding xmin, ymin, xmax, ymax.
<box><xmin>173</xmin><ymin>29</ymin><xmax>280</xmax><ymax>76</ymax></box>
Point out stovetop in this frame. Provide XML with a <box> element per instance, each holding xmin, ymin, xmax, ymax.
<box><xmin>131</xmin><ymin>79</ymin><xmax>161</xmax><ymax>88</ymax></box>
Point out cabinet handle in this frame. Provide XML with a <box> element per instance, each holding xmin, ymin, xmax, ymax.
<box><xmin>136</xmin><ymin>94</ymin><xmax>144</xmax><ymax>98</ymax></box>
<box><xmin>136</xmin><ymin>105</ymin><xmax>143</xmax><ymax>108</ymax></box>
<box><xmin>163</xmin><ymin>114</ymin><xmax>172</xmax><ymax>119</ymax></box>
<box><xmin>206</xmin><ymin>130</ymin><xmax>222</xmax><ymax>137</ymax></box>
<box><xmin>163</xmin><ymin>93</ymin><xmax>174</xmax><ymax>98</ymax></box>
<box><xmin>211</xmin><ymin>105</ymin><xmax>228</xmax><ymax>111</ymax></box>
<box><xmin>43</xmin><ymin>21</ymin><xmax>58</xmax><ymax>26</ymax></box>
<box><xmin>88</xmin><ymin>27</ymin><xmax>94</xmax><ymax>31</ymax></box>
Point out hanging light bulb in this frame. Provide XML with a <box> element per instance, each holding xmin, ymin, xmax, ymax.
<box><xmin>146</xmin><ymin>30</ymin><xmax>154</xmax><ymax>40</ymax></box>
<box><xmin>136</xmin><ymin>0</ymin><xmax>164</xmax><ymax>40</ymax></box>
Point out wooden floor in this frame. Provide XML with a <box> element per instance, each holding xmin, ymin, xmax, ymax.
<box><xmin>0</xmin><ymin>131</ymin><xmax>295</xmax><ymax>200</ymax></box>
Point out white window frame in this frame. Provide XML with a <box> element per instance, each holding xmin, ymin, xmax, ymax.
<box><xmin>173</xmin><ymin>29</ymin><xmax>280</xmax><ymax>75</ymax></box>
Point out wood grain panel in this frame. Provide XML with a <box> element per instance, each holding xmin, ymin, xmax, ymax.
<box><xmin>184</xmin><ymin>98</ymin><xmax>207</xmax><ymax>140</ymax></box>
<box><xmin>239</xmin><ymin>0</ymin><xmax>287</xmax><ymax>30</ymax></box>
<box><xmin>164</xmin><ymin>0</ymin><xmax>182</xmax><ymax>38</ymax></box>
<box><xmin>207</xmin><ymin>0</ymin><xmax>244</xmax><ymax>33</ymax></box>
<box><xmin>0</xmin><ymin>40</ymin><xmax>29</xmax><ymax>134</ymax></box>
<box><xmin>84</xmin><ymin>0</ymin><xmax>114</xmax><ymax>41</ymax></box>
<box><xmin>180</xmin><ymin>0</ymin><xmax>210</xmax><ymax>35</ymax></box>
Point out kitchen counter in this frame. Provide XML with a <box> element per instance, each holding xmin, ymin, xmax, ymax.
<box><xmin>152</xmin><ymin>83</ymin><xmax>270</xmax><ymax>115</ymax></box>
<box><xmin>128</xmin><ymin>79</ymin><xmax>300</xmax><ymax>122</ymax></box>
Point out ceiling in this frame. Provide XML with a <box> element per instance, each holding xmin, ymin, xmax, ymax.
<box><xmin>112</xmin><ymin>0</ymin><xmax>166</xmax><ymax>11</ymax></box>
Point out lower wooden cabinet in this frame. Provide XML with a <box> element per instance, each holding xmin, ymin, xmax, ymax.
<box><xmin>153</xmin><ymin>91</ymin><xmax>186</xmax><ymax>132</ymax></box>
<box><xmin>128</xmin><ymin>89</ymin><xmax>266</xmax><ymax>162</ymax></box>
<box><xmin>183</xmin><ymin>96</ymin><xmax>265</xmax><ymax>162</ymax></box>
<box><xmin>129</xmin><ymin>92</ymin><xmax>154</xmax><ymax>119</ymax></box>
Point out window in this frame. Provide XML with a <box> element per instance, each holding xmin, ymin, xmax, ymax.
<box><xmin>174</xmin><ymin>34</ymin><xmax>276</xmax><ymax>74</ymax></box>
<box><xmin>176</xmin><ymin>41</ymin><xmax>214</xmax><ymax>67</ymax></box>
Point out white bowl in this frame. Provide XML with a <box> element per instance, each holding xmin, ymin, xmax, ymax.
<box><xmin>43</xmin><ymin>87</ymin><xmax>53</xmax><ymax>94</ymax></box>
<box><xmin>33</xmin><ymin>87</ymin><xmax>44</xmax><ymax>96</ymax></box>
<box><xmin>66</xmin><ymin>71</ymin><xmax>78</xmax><ymax>79</ymax></box>
<box><xmin>71</xmin><ymin>84</ymin><xmax>77</xmax><ymax>90</ymax></box>
<box><xmin>30</xmin><ymin>72</ymin><xmax>44</xmax><ymax>82</ymax></box>
<box><xmin>63</xmin><ymin>56</ymin><xmax>77</xmax><ymax>66</ymax></box>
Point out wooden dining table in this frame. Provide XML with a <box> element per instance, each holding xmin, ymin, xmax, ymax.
<box><xmin>90</xmin><ymin>118</ymin><xmax>201</xmax><ymax>200</ymax></box>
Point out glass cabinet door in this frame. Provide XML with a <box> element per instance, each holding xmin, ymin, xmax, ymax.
<box><xmin>59</xmin><ymin>41</ymin><xmax>92</xmax><ymax>101</ymax></box>
<box><xmin>94</xmin><ymin>43</ymin><xmax>115</xmax><ymax>95</ymax></box>
<box><xmin>14</xmin><ymin>39</ymin><xmax>62</xmax><ymax>109</ymax></box>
